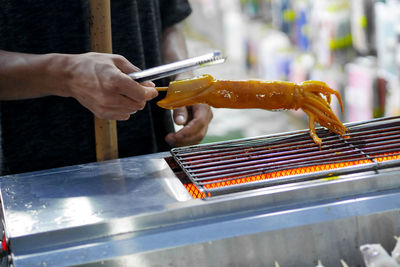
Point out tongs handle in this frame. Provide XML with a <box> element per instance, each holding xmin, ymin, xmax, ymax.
<box><xmin>128</xmin><ymin>51</ymin><xmax>225</xmax><ymax>83</ymax></box>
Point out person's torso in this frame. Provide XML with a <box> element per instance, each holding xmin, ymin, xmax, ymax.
<box><xmin>0</xmin><ymin>0</ymin><xmax>185</xmax><ymax>174</ymax></box>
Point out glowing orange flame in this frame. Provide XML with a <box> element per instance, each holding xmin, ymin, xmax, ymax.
<box><xmin>184</xmin><ymin>152</ymin><xmax>400</xmax><ymax>199</ymax></box>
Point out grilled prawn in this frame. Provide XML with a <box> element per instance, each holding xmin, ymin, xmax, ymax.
<box><xmin>157</xmin><ymin>74</ymin><xmax>347</xmax><ymax>145</ymax></box>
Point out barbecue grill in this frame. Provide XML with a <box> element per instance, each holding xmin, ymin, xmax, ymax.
<box><xmin>1</xmin><ymin>116</ymin><xmax>400</xmax><ymax>266</ymax></box>
<box><xmin>173</xmin><ymin>116</ymin><xmax>400</xmax><ymax>199</ymax></box>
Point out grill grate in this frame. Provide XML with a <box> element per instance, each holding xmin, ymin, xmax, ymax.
<box><xmin>171</xmin><ymin>116</ymin><xmax>400</xmax><ymax>199</ymax></box>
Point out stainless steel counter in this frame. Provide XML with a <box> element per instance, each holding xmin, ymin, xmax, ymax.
<box><xmin>1</xmin><ymin>152</ymin><xmax>400</xmax><ymax>266</ymax></box>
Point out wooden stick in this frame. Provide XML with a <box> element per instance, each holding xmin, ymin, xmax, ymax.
<box><xmin>89</xmin><ymin>0</ymin><xmax>119</xmax><ymax>161</ymax></box>
<box><xmin>156</xmin><ymin>87</ymin><xmax>169</xmax><ymax>91</ymax></box>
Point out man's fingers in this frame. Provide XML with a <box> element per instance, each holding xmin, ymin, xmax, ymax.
<box><xmin>165</xmin><ymin>132</ymin><xmax>177</xmax><ymax>147</ymax></box>
<box><xmin>112</xmin><ymin>55</ymin><xmax>157</xmax><ymax>89</ymax></box>
<box><xmin>112</xmin><ymin>54</ymin><xmax>140</xmax><ymax>74</ymax></box>
<box><xmin>90</xmin><ymin>93</ymin><xmax>149</xmax><ymax>120</ymax></box>
<box><xmin>177</xmin><ymin>119</ymin><xmax>207</xmax><ymax>141</ymax></box>
<box><xmin>93</xmin><ymin>106</ymin><xmax>137</xmax><ymax>121</ymax></box>
<box><xmin>112</xmin><ymin>74</ymin><xmax>158</xmax><ymax>102</ymax></box>
<box><xmin>173</xmin><ymin>107</ymin><xmax>188</xmax><ymax>125</ymax></box>
<box><xmin>96</xmin><ymin>93</ymin><xmax>146</xmax><ymax>110</ymax></box>
<box><xmin>140</xmin><ymin>80</ymin><xmax>156</xmax><ymax>87</ymax></box>
<box><xmin>105</xmin><ymin>56</ymin><xmax>158</xmax><ymax>102</ymax></box>
<box><xmin>169</xmin><ymin>126</ymin><xmax>207</xmax><ymax>147</ymax></box>
<box><xmin>168</xmin><ymin>116</ymin><xmax>207</xmax><ymax>147</ymax></box>
<box><xmin>166</xmin><ymin>104</ymin><xmax>213</xmax><ymax>147</ymax></box>
<box><xmin>193</xmin><ymin>104</ymin><xmax>213</xmax><ymax>123</ymax></box>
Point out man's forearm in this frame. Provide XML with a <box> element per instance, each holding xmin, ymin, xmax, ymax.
<box><xmin>0</xmin><ymin>50</ymin><xmax>158</xmax><ymax>120</ymax></box>
<box><xmin>0</xmin><ymin>50</ymin><xmax>70</xmax><ymax>100</ymax></box>
<box><xmin>162</xmin><ymin>25</ymin><xmax>192</xmax><ymax>79</ymax></box>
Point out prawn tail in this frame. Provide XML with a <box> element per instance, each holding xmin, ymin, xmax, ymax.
<box><xmin>157</xmin><ymin>74</ymin><xmax>214</xmax><ymax>109</ymax></box>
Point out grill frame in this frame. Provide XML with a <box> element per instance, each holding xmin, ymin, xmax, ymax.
<box><xmin>171</xmin><ymin>116</ymin><xmax>400</xmax><ymax>198</ymax></box>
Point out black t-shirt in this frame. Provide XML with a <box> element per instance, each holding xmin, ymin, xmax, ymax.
<box><xmin>0</xmin><ymin>0</ymin><xmax>192</xmax><ymax>174</ymax></box>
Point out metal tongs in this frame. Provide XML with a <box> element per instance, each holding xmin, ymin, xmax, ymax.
<box><xmin>128</xmin><ymin>51</ymin><xmax>226</xmax><ymax>83</ymax></box>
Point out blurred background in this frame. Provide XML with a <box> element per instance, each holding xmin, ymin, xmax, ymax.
<box><xmin>181</xmin><ymin>0</ymin><xmax>400</xmax><ymax>143</ymax></box>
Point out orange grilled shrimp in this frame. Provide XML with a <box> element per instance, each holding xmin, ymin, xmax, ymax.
<box><xmin>157</xmin><ymin>74</ymin><xmax>347</xmax><ymax>145</ymax></box>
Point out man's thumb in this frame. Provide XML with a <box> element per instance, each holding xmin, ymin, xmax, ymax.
<box><xmin>173</xmin><ymin>107</ymin><xmax>188</xmax><ymax>125</ymax></box>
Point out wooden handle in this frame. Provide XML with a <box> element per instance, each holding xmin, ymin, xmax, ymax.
<box><xmin>156</xmin><ymin>87</ymin><xmax>168</xmax><ymax>91</ymax></box>
<box><xmin>89</xmin><ymin>0</ymin><xmax>119</xmax><ymax>161</ymax></box>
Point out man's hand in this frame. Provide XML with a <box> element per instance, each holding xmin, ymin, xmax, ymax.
<box><xmin>0</xmin><ymin>50</ymin><xmax>158</xmax><ymax>120</ymax></box>
<box><xmin>161</xmin><ymin>25</ymin><xmax>213</xmax><ymax>146</ymax></box>
<box><xmin>165</xmin><ymin>104</ymin><xmax>213</xmax><ymax>147</ymax></box>
<box><xmin>64</xmin><ymin>52</ymin><xmax>158</xmax><ymax>120</ymax></box>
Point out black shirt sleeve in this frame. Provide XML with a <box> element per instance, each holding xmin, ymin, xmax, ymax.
<box><xmin>159</xmin><ymin>0</ymin><xmax>192</xmax><ymax>29</ymax></box>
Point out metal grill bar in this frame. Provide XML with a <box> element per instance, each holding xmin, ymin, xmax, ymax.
<box><xmin>171</xmin><ymin>116</ymin><xmax>400</xmax><ymax>198</ymax></box>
